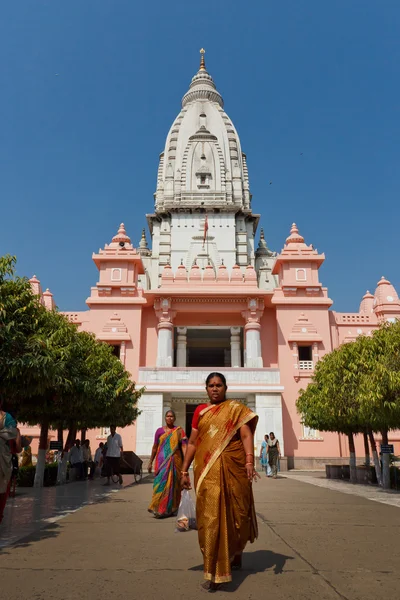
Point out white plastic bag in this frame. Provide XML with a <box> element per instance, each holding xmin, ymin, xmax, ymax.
<box><xmin>175</xmin><ymin>489</ymin><xmax>197</xmax><ymax>532</ymax></box>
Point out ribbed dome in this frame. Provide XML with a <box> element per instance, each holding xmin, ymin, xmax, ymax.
<box><xmin>154</xmin><ymin>50</ymin><xmax>251</xmax><ymax>213</ymax></box>
<box><xmin>374</xmin><ymin>277</ymin><xmax>400</xmax><ymax>309</ymax></box>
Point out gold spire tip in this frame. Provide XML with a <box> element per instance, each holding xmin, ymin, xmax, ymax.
<box><xmin>199</xmin><ymin>47</ymin><xmax>206</xmax><ymax>70</ymax></box>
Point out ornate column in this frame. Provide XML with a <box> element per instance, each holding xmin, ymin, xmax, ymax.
<box><xmin>230</xmin><ymin>327</ymin><xmax>242</xmax><ymax>368</ymax></box>
<box><xmin>155</xmin><ymin>298</ymin><xmax>176</xmax><ymax>367</ymax></box>
<box><xmin>176</xmin><ymin>327</ymin><xmax>187</xmax><ymax>367</ymax></box>
<box><xmin>313</xmin><ymin>342</ymin><xmax>319</xmax><ymax>365</ymax></box>
<box><xmin>120</xmin><ymin>341</ymin><xmax>126</xmax><ymax>366</ymax></box>
<box><xmin>242</xmin><ymin>298</ymin><xmax>264</xmax><ymax>368</ymax></box>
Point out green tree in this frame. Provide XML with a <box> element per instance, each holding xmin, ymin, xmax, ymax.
<box><xmin>357</xmin><ymin>322</ymin><xmax>400</xmax><ymax>488</ymax></box>
<box><xmin>297</xmin><ymin>341</ymin><xmax>366</xmax><ymax>483</ymax></box>
<box><xmin>1</xmin><ymin>255</ymin><xmax>142</xmax><ymax>486</ymax></box>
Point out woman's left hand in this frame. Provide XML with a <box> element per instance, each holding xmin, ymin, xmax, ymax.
<box><xmin>246</xmin><ymin>463</ymin><xmax>260</xmax><ymax>483</ymax></box>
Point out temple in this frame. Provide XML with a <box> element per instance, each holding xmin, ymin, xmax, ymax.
<box><xmin>26</xmin><ymin>52</ymin><xmax>400</xmax><ymax>468</ymax></box>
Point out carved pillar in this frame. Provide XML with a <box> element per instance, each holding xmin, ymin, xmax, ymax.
<box><xmin>313</xmin><ymin>342</ymin><xmax>319</xmax><ymax>364</ymax></box>
<box><xmin>242</xmin><ymin>298</ymin><xmax>264</xmax><ymax>368</ymax></box>
<box><xmin>230</xmin><ymin>327</ymin><xmax>242</xmax><ymax>368</ymax></box>
<box><xmin>176</xmin><ymin>327</ymin><xmax>187</xmax><ymax>367</ymax></box>
<box><xmin>155</xmin><ymin>298</ymin><xmax>176</xmax><ymax>367</ymax></box>
<box><xmin>120</xmin><ymin>341</ymin><xmax>126</xmax><ymax>366</ymax></box>
<box><xmin>292</xmin><ymin>342</ymin><xmax>299</xmax><ymax>381</ymax></box>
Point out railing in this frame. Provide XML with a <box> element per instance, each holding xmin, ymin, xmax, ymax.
<box><xmin>138</xmin><ymin>367</ymin><xmax>280</xmax><ymax>386</ymax></box>
<box><xmin>298</xmin><ymin>361</ymin><xmax>314</xmax><ymax>371</ymax></box>
<box><xmin>338</xmin><ymin>314</ymin><xmax>371</xmax><ymax>323</ymax></box>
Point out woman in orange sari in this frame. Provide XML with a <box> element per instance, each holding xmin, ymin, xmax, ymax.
<box><xmin>181</xmin><ymin>372</ymin><xmax>259</xmax><ymax>591</ymax></box>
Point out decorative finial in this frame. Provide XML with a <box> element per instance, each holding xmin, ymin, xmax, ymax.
<box><xmin>285</xmin><ymin>222</ymin><xmax>305</xmax><ymax>245</ymax></box>
<box><xmin>180</xmin><ymin>258</ymin><xmax>184</xmax><ymax>266</ymax></box>
<box><xmin>260</xmin><ymin>228</ymin><xmax>265</xmax><ymax>240</ymax></box>
<box><xmin>199</xmin><ymin>48</ymin><xmax>206</xmax><ymax>71</ymax></box>
<box><xmin>112</xmin><ymin>222</ymin><xmax>131</xmax><ymax>244</ymax></box>
<box><xmin>139</xmin><ymin>228</ymin><xmax>148</xmax><ymax>250</ymax></box>
<box><xmin>221</xmin><ymin>258</ymin><xmax>224</xmax><ymax>265</ymax></box>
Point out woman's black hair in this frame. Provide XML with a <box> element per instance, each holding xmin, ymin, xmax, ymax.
<box><xmin>165</xmin><ymin>409</ymin><xmax>176</xmax><ymax>419</ymax></box>
<box><xmin>205</xmin><ymin>372</ymin><xmax>227</xmax><ymax>387</ymax></box>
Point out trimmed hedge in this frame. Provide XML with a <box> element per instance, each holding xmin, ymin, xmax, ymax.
<box><xmin>17</xmin><ymin>462</ymin><xmax>59</xmax><ymax>487</ymax></box>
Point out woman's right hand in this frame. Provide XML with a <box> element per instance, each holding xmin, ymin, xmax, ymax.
<box><xmin>181</xmin><ymin>472</ymin><xmax>191</xmax><ymax>490</ymax></box>
<box><xmin>147</xmin><ymin>462</ymin><xmax>152</xmax><ymax>473</ymax></box>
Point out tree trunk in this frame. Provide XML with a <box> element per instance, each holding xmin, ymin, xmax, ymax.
<box><xmin>64</xmin><ymin>427</ymin><xmax>77</xmax><ymax>452</ymax></box>
<box><xmin>80</xmin><ymin>428</ymin><xmax>87</xmax><ymax>444</ymax></box>
<box><xmin>381</xmin><ymin>429</ymin><xmax>391</xmax><ymax>490</ymax></box>
<box><xmin>58</xmin><ymin>426</ymin><xmax>77</xmax><ymax>485</ymax></box>
<box><xmin>34</xmin><ymin>420</ymin><xmax>49</xmax><ymax>488</ymax></box>
<box><xmin>57</xmin><ymin>427</ymin><xmax>64</xmax><ymax>447</ymax></box>
<box><xmin>368</xmin><ymin>429</ymin><xmax>382</xmax><ymax>486</ymax></box>
<box><xmin>348</xmin><ymin>432</ymin><xmax>357</xmax><ymax>483</ymax></box>
<box><xmin>363</xmin><ymin>431</ymin><xmax>370</xmax><ymax>468</ymax></box>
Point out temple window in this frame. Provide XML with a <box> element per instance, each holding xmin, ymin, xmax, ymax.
<box><xmin>296</xmin><ymin>268</ymin><xmax>306</xmax><ymax>282</ymax></box>
<box><xmin>109</xmin><ymin>344</ymin><xmax>121</xmax><ymax>359</ymax></box>
<box><xmin>298</xmin><ymin>345</ymin><xmax>313</xmax><ymax>370</ymax></box>
<box><xmin>111</xmin><ymin>268</ymin><xmax>122</xmax><ymax>282</ymax></box>
<box><xmin>301</xmin><ymin>424</ymin><xmax>321</xmax><ymax>440</ymax></box>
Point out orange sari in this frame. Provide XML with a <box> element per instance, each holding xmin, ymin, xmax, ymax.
<box><xmin>193</xmin><ymin>400</ymin><xmax>258</xmax><ymax>584</ymax></box>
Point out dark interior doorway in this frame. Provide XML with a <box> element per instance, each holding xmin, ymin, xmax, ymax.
<box><xmin>185</xmin><ymin>404</ymin><xmax>202</xmax><ymax>438</ymax></box>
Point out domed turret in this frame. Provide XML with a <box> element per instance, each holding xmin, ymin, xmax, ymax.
<box><xmin>175</xmin><ymin>260</ymin><xmax>188</xmax><ymax>282</ymax></box>
<box><xmin>359</xmin><ymin>291</ymin><xmax>374</xmax><ymax>314</ymax></box>
<box><xmin>373</xmin><ymin>276</ymin><xmax>400</xmax><ymax>321</ymax></box>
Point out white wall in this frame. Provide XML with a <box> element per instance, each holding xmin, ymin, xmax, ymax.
<box><xmin>170</xmin><ymin>213</ymin><xmax>237</xmax><ymax>272</ymax></box>
<box><xmin>135</xmin><ymin>393</ymin><xmax>164</xmax><ymax>455</ymax></box>
<box><xmin>255</xmin><ymin>394</ymin><xmax>284</xmax><ymax>455</ymax></box>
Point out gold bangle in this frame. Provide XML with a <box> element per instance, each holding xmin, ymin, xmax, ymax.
<box><xmin>245</xmin><ymin>462</ymin><xmax>254</xmax><ymax>466</ymax></box>
<box><xmin>181</xmin><ymin>471</ymin><xmax>189</xmax><ymax>475</ymax></box>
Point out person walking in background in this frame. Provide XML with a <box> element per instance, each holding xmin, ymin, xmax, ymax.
<box><xmin>100</xmin><ymin>442</ymin><xmax>108</xmax><ymax>477</ymax></box>
<box><xmin>94</xmin><ymin>442</ymin><xmax>104</xmax><ymax>477</ymax></box>
<box><xmin>20</xmin><ymin>444</ymin><xmax>33</xmax><ymax>468</ymax></box>
<box><xmin>260</xmin><ymin>434</ymin><xmax>272</xmax><ymax>477</ymax></box>
<box><xmin>82</xmin><ymin>439</ymin><xmax>93</xmax><ymax>480</ymax></box>
<box><xmin>105</xmin><ymin>426</ymin><xmax>123</xmax><ymax>486</ymax></box>
<box><xmin>148</xmin><ymin>410</ymin><xmax>187</xmax><ymax>518</ymax></box>
<box><xmin>181</xmin><ymin>372</ymin><xmax>259</xmax><ymax>591</ymax></box>
<box><xmin>0</xmin><ymin>405</ymin><xmax>19</xmax><ymax>524</ymax></box>
<box><xmin>267</xmin><ymin>432</ymin><xmax>281</xmax><ymax>479</ymax></box>
<box><xmin>69</xmin><ymin>439</ymin><xmax>84</xmax><ymax>480</ymax></box>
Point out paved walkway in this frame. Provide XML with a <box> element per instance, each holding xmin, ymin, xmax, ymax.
<box><xmin>1</xmin><ymin>474</ymin><xmax>400</xmax><ymax>599</ymax></box>
<box><xmin>284</xmin><ymin>470</ymin><xmax>400</xmax><ymax>508</ymax></box>
<box><xmin>0</xmin><ymin>476</ymin><xmax>137</xmax><ymax>549</ymax></box>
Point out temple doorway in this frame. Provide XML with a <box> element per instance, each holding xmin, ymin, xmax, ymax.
<box><xmin>185</xmin><ymin>403</ymin><xmax>202</xmax><ymax>438</ymax></box>
<box><xmin>186</xmin><ymin>328</ymin><xmax>231</xmax><ymax>367</ymax></box>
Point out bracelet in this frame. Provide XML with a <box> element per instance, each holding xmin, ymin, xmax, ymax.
<box><xmin>245</xmin><ymin>463</ymin><xmax>255</xmax><ymax>467</ymax></box>
<box><xmin>246</xmin><ymin>453</ymin><xmax>254</xmax><ymax>457</ymax></box>
<box><xmin>181</xmin><ymin>471</ymin><xmax>189</xmax><ymax>475</ymax></box>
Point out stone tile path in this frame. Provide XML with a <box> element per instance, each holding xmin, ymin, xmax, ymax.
<box><xmin>0</xmin><ymin>475</ymin><xmax>137</xmax><ymax>549</ymax></box>
<box><xmin>284</xmin><ymin>471</ymin><xmax>400</xmax><ymax>508</ymax></box>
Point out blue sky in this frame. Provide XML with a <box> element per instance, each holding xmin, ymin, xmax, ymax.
<box><xmin>0</xmin><ymin>1</ymin><xmax>399</xmax><ymax>312</ymax></box>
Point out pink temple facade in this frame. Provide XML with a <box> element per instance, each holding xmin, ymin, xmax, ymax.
<box><xmin>23</xmin><ymin>55</ymin><xmax>400</xmax><ymax>468</ymax></box>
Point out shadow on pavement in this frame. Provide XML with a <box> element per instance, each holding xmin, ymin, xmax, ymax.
<box><xmin>0</xmin><ymin>476</ymin><xmax>147</xmax><ymax>552</ymax></box>
<box><xmin>189</xmin><ymin>549</ymin><xmax>294</xmax><ymax>591</ymax></box>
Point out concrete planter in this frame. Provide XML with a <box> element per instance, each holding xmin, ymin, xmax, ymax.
<box><xmin>356</xmin><ymin>466</ymin><xmax>377</xmax><ymax>485</ymax></box>
<box><xmin>325</xmin><ymin>464</ymin><xmax>344</xmax><ymax>479</ymax></box>
<box><xmin>326</xmin><ymin>464</ymin><xmax>377</xmax><ymax>484</ymax></box>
